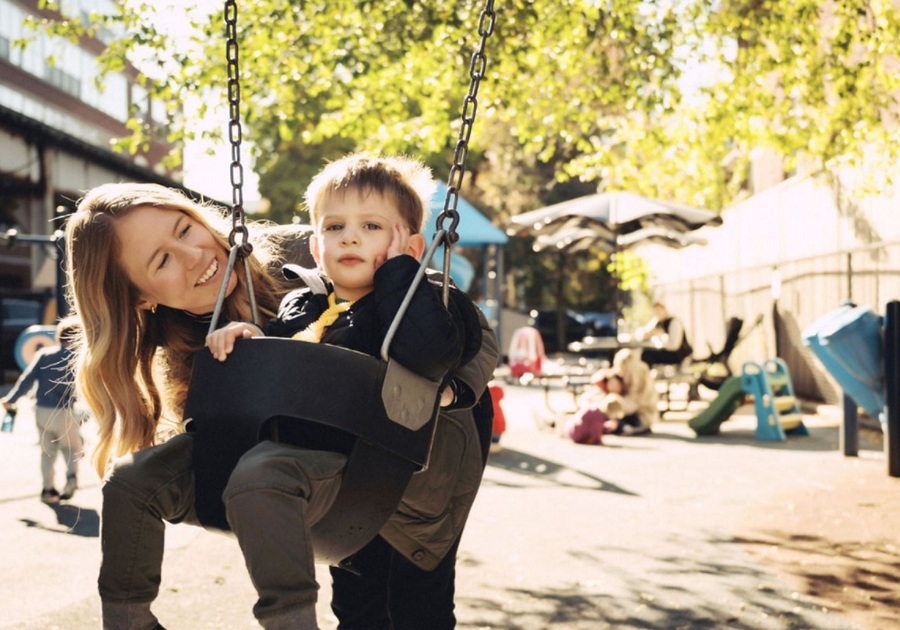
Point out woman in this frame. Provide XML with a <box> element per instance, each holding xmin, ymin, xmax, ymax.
<box><xmin>610</xmin><ymin>348</ymin><xmax>659</xmax><ymax>435</ymax></box>
<box><xmin>636</xmin><ymin>302</ymin><xmax>693</xmax><ymax>367</ymax></box>
<box><xmin>68</xmin><ymin>184</ymin><xmax>296</xmax><ymax>477</ymax></box>
<box><xmin>66</xmin><ymin>183</ymin><xmax>497</xmax><ymax>629</ymax></box>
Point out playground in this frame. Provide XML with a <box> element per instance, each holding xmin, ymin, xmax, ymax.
<box><xmin>2</xmin><ymin>381</ymin><xmax>898</xmax><ymax>629</ymax></box>
<box><xmin>466</xmin><ymin>383</ymin><xmax>899</xmax><ymax>630</ymax></box>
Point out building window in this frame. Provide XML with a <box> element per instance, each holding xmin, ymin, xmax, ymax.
<box><xmin>46</xmin><ymin>65</ymin><xmax>82</xmax><ymax>99</ymax></box>
<box><xmin>0</xmin><ymin>35</ymin><xmax>9</xmax><ymax>61</ymax></box>
<box><xmin>79</xmin><ymin>10</ymin><xmax>116</xmax><ymax>45</ymax></box>
<box><xmin>131</xmin><ymin>82</ymin><xmax>149</xmax><ymax>123</ymax></box>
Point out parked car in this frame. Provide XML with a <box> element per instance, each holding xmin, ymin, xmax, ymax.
<box><xmin>527</xmin><ymin>308</ymin><xmax>589</xmax><ymax>354</ymax></box>
<box><xmin>580</xmin><ymin>311</ymin><xmax>617</xmax><ymax>337</ymax></box>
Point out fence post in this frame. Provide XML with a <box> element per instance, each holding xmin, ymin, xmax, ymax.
<box><xmin>885</xmin><ymin>300</ymin><xmax>900</xmax><ymax>477</ymax></box>
<box><xmin>845</xmin><ymin>251</ymin><xmax>852</xmax><ymax>303</ymax></box>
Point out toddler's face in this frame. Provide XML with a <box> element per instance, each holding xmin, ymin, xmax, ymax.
<box><xmin>607</xmin><ymin>377</ymin><xmax>623</xmax><ymax>394</ymax></box>
<box><xmin>311</xmin><ymin>189</ymin><xmax>420</xmax><ymax>301</ymax></box>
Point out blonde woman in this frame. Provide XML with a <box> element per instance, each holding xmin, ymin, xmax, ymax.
<box><xmin>611</xmin><ymin>348</ymin><xmax>659</xmax><ymax>435</ymax></box>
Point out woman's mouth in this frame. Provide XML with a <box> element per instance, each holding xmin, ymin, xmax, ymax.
<box><xmin>195</xmin><ymin>259</ymin><xmax>219</xmax><ymax>286</ymax></box>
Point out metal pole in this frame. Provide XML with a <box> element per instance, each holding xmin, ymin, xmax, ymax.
<box><xmin>885</xmin><ymin>300</ymin><xmax>900</xmax><ymax>477</ymax></box>
<box><xmin>55</xmin><ymin>233</ymin><xmax>67</xmax><ymax>318</ymax></box>
<box><xmin>841</xmin><ymin>393</ymin><xmax>858</xmax><ymax>457</ymax></box>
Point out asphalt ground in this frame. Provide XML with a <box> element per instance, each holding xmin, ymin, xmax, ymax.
<box><xmin>1</xmin><ymin>381</ymin><xmax>897</xmax><ymax>629</ymax></box>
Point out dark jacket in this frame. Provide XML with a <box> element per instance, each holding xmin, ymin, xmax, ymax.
<box><xmin>267</xmin><ymin>255</ymin><xmax>482</xmax><ymax>382</ymax></box>
<box><xmin>379</xmin><ymin>305</ymin><xmax>498</xmax><ymax>569</ymax></box>
<box><xmin>4</xmin><ymin>345</ymin><xmax>75</xmax><ymax>409</ymax></box>
<box><xmin>659</xmin><ymin>316</ymin><xmax>693</xmax><ymax>362</ymax></box>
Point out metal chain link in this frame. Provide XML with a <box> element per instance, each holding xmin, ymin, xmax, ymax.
<box><xmin>435</xmin><ymin>0</ymin><xmax>496</xmax><ymax>244</ymax></box>
<box><xmin>222</xmin><ymin>0</ymin><xmax>493</xmax><ymax>309</ymax></box>
<box><xmin>224</xmin><ymin>0</ymin><xmax>250</xmax><ymax>252</ymax></box>
<box><xmin>218</xmin><ymin>0</ymin><xmax>258</xmax><ymax>330</ymax></box>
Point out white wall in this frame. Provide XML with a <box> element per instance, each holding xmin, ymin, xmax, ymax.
<box><xmin>640</xmin><ymin>168</ymin><xmax>900</xmax><ymax>290</ymax></box>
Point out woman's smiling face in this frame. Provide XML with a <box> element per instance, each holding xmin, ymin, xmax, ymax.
<box><xmin>114</xmin><ymin>205</ymin><xmax>236</xmax><ymax>314</ymax></box>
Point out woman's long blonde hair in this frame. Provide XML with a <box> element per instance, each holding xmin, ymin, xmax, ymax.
<box><xmin>66</xmin><ymin>183</ymin><xmax>292</xmax><ymax>477</ymax></box>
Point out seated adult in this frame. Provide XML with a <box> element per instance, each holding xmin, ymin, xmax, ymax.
<box><xmin>610</xmin><ymin>349</ymin><xmax>658</xmax><ymax>435</ymax></box>
<box><xmin>636</xmin><ymin>302</ymin><xmax>693</xmax><ymax>367</ymax></box>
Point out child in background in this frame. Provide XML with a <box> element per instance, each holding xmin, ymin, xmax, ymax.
<box><xmin>1</xmin><ymin>316</ymin><xmax>83</xmax><ymax>504</ymax></box>
<box><xmin>565</xmin><ymin>367</ymin><xmax>626</xmax><ymax>445</ymax></box>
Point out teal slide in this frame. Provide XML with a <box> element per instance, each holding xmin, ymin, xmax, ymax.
<box><xmin>688</xmin><ymin>376</ymin><xmax>746</xmax><ymax>436</ymax></box>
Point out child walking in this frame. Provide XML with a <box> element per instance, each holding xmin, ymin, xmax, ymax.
<box><xmin>2</xmin><ymin>316</ymin><xmax>83</xmax><ymax>503</ymax></box>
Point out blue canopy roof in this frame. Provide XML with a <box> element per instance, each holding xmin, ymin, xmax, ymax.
<box><xmin>425</xmin><ymin>182</ymin><xmax>508</xmax><ymax>247</ymax></box>
<box><xmin>427</xmin><ymin>250</ymin><xmax>475</xmax><ymax>292</ymax></box>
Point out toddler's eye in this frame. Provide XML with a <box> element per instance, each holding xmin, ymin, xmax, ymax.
<box><xmin>364</xmin><ymin>222</ymin><xmax>382</xmax><ymax>230</ymax></box>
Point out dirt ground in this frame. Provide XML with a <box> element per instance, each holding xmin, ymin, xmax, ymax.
<box><xmin>737</xmin><ymin>428</ymin><xmax>900</xmax><ymax>630</ymax></box>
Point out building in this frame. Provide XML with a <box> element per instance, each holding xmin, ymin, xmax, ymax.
<box><xmin>0</xmin><ymin>0</ymin><xmax>190</xmax><ymax>373</ymax></box>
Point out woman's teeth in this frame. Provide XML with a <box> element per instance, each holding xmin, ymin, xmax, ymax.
<box><xmin>196</xmin><ymin>260</ymin><xmax>218</xmax><ymax>286</ymax></box>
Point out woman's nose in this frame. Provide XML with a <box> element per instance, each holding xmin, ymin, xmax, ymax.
<box><xmin>181</xmin><ymin>243</ymin><xmax>204</xmax><ymax>268</ymax></box>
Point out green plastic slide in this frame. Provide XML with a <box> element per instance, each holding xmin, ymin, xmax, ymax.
<box><xmin>688</xmin><ymin>376</ymin><xmax>745</xmax><ymax>436</ymax></box>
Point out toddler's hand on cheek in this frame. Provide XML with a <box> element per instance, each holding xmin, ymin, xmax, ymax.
<box><xmin>387</xmin><ymin>224</ymin><xmax>410</xmax><ymax>260</ymax></box>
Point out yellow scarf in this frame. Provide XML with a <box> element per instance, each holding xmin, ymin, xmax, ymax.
<box><xmin>292</xmin><ymin>292</ymin><xmax>354</xmax><ymax>343</ymax></box>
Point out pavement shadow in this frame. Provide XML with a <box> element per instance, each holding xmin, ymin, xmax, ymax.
<box><xmin>651</xmin><ymin>423</ymin><xmax>857</xmax><ymax>453</ymax></box>
<box><xmin>19</xmin><ymin>503</ymin><xmax>100</xmax><ymax>537</ymax></box>
<box><xmin>458</xmin><ymin>530</ymin><xmax>851</xmax><ymax>629</ymax></box>
<box><xmin>735</xmin><ymin>529</ymin><xmax>900</xmax><ymax>630</ymax></box>
<box><xmin>486</xmin><ymin>447</ymin><xmax>637</xmax><ymax>496</ymax></box>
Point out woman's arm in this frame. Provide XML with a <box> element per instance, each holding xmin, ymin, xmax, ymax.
<box><xmin>444</xmin><ymin>306</ymin><xmax>498</xmax><ymax>410</ymax></box>
<box><xmin>206</xmin><ymin>322</ymin><xmax>265</xmax><ymax>361</ymax></box>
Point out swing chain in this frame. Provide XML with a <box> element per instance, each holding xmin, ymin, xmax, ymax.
<box><xmin>435</xmin><ymin>0</ymin><xmax>497</xmax><ymax>245</ymax></box>
<box><xmin>210</xmin><ymin>0</ymin><xmax>259</xmax><ymax>333</ymax></box>
<box><xmin>224</xmin><ymin>0</ymin><xmax>251</xmax><ymax>255</ymax></box>
<box><xmin>434</xmin><ymin>0</ymin><xmax>495</xmax><ymax>247</ymax></box>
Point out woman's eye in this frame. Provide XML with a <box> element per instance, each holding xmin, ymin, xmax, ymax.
<box><xmin>179</xmin><ymin>223</ymin><xmax>192</xmax><ymax>238</ymax></box>
<box><xmin>157</xmin><ymin>253</ymin><xmax>170</xmax><ymax>271</ymax></box>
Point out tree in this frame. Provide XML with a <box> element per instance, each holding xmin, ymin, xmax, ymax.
<box><xmin>688</xmin><ymin>0</ymin><xmax>900</xmax><ymax>195</ymax></box>
<box><xmin>28</xmin><ymin>1</ymin><xmax>899</xmax><ymax>204</ymax></box>
<box><xmin>23</xmin><ymin>0</ymin><xmax>900</xmax><ymax>310</ymax></box>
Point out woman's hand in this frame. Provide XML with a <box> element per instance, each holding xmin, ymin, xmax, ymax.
<box><xmin>206</xmin><ymin>322</ymin><xmax>264</xmax><ymax>361</ymax></box>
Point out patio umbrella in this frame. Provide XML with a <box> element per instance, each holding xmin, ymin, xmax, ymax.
<box><xmin>508</xmin><ymin>191</ymin><xmax>722</xmax><ymax>338</ymax></box>
<box><xmin>533</xmin><ymin>225</ymin><xmax>708</xmax><ymax>253</ymax></box>
<box><xmin>508</xmin><ymin>190</ymin><xmax>722</xmax><ymax>237</ymax></box>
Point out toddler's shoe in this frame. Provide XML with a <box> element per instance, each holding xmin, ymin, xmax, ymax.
<box><xmin>60</xmin><ymin>474</ymin><xmax>78</xmax><ymax>500</ymax></box>
<box><xmin>40</xmin><ymin>488</ymin><xmax>60</xmax><ymax>505</ymax></box>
